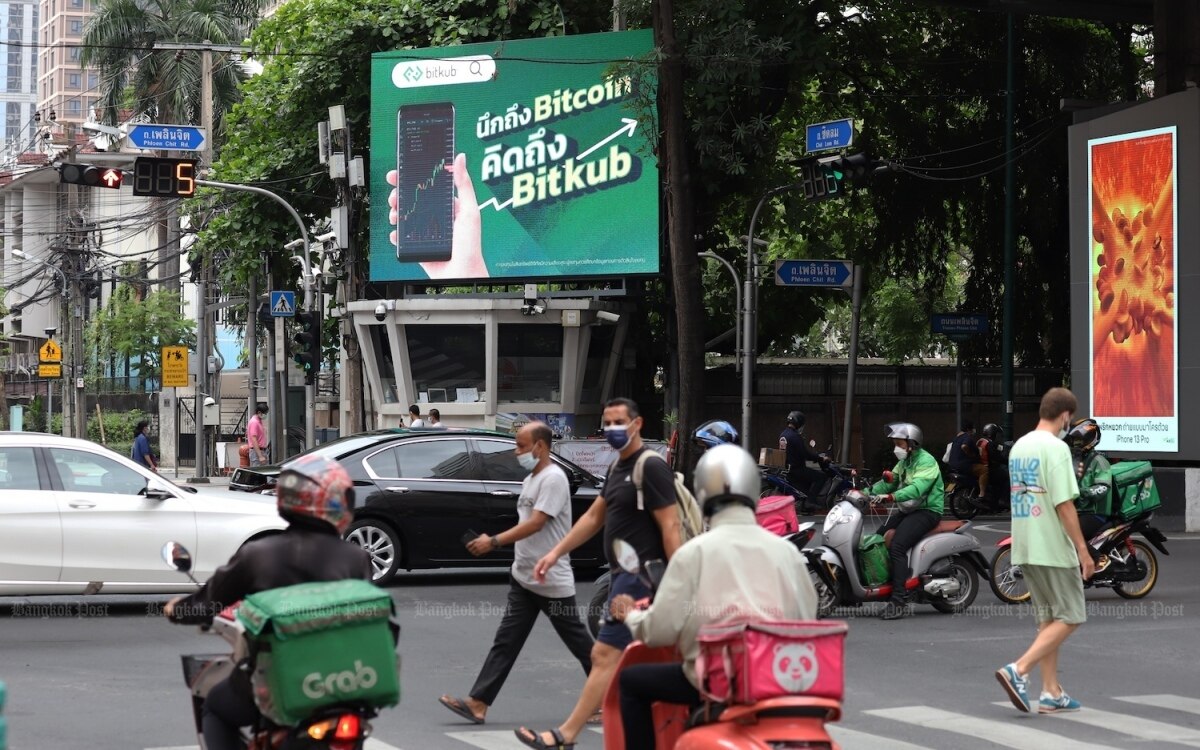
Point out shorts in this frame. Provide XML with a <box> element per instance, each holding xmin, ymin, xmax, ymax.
<box><xmin>596</xmin><ymin>571</ymin><xmax>652</xmax><ymax>651</ymax></box>
<box><xmin>1023</xmin><ymin>564</ymin><xmax>1087</xmax><ymax>625</ymax></box>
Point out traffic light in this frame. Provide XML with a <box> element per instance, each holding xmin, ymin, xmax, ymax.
<box><xmin>59</xmin><ymin>163</ymin><xmax>124</xmax><ymax>189</ymax></box>
<box><xmin>293</xmin><ymin>311</ymin><xmax>320</xmax><ymax>384</ymax></box>
<box><xmin>818</xmin><ymin>152</ymin><xmax>875</xmax><ymax>182</ymax></box>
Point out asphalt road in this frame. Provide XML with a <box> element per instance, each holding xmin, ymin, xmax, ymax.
<box><xmin>2</xmin><ymin>520</ymin><xmax>1199</xmax><ymax>750</ymax></box>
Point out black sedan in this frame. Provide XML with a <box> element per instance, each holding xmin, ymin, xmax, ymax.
<box><xmin>229</xmin><ymin>428</ymin><xmax>606</xmax><ymax>583</ymax></box>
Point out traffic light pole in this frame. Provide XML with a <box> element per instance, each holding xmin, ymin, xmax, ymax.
<box><xmin>194</xmin><ymin>179</ymin><xmax>315</xmax><ymax>451</ymax></box>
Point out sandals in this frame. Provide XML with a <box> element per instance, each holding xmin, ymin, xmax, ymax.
<box><xmin>438</xmin><ymin>695</ymin><xmax>485</xmax><ymax>725</ymax></box>
<box><xmin>514</xmin><ymin>726</ymin><xmax>575</xmax><ymax>749</ymax></box>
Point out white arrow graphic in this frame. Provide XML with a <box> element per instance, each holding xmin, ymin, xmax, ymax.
<box><xmin>477</xmin><ymin>118</ymin><xmax>640</xmax><ymax>212</ymax></box>
<box><xmin>577</xmin><ymin>117</ymin><xmax>638</xmax><ymax>160</ymax></box>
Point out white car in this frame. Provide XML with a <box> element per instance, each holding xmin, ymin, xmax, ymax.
<box><xmin>0</xmin><ymin>432</ymin><xmax>288</xmax><ymax>596</ymax></box>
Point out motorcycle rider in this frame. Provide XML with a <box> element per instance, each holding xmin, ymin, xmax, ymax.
<box><xmin>946</xmin><ymin>420</ymin><xmax>984</xmax><ymax>496</ymax></box>
<box><xmin>1066</xmin><ymin>418</ymin><xmax>1112</xmax><ymax>555</ymax></box>
<box><xmin>164</xmin><ymin>455</ymin><xmax>373</xmax><ymax>750</ymax></box>
<box><xmin>780</xmin><ymin>410</ymin><xmax>830</xmax><ymax>513</ymax></box>
<box><xmin>608</xmin><ymin>443</ymin><xmax>819</xmax><ymax>750</ymax></box>
<box><xmin>869</xmin><ymin>423</ymin><xmax>945</xmax><ymax>620</ymax></box>
<box><xmin>978</xmin><ymin>423</ymin><xmax>1008</xmax><ymax>507</ymax></box>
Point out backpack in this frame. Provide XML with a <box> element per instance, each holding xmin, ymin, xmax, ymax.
<box><xmin>630</xmin><ymin>450</ymin><xmax>705</xmax><ymax>543</ymax></box>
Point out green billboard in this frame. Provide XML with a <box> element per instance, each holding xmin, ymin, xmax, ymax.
<box><xmin>370</xmin><ymin>30</ymin><xmax>659</xmax><ymax>283</ymax></box>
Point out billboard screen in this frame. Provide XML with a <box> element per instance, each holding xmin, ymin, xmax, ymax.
<box><xmin>1069</xmin><ymin>88</ymin><xmax>1199</xmax><ymax>461</ymax></box>
<box><xmin>369</xmin><ymin>30</ymin><xmax>659</xmax><ymax>283</ymax></box>
<box><xmin>1086</xmin><ymin>127</ymin><xmax>1178</xmax><ymax>452</ymax></box>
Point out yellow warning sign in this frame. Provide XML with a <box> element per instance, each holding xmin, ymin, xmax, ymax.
<box><xmin>39</xmin><ymin>339</ymin><xmax>62</xmax><ymax>362</ymax></box>
<box><xmin>38</xmin><ymin>363</ymin><xmax>62</xmax><ymax>378</ymax></box>
<box><xmin>162</xmin><ymin>346</ymin><xmax>190</xmax><ymax>388</ymax></box>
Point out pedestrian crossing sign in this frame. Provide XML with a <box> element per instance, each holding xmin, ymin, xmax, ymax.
<box><xmin>39</xmin><ymin>339</ymin><xmax>62</xmax><ymax>362</ymax></box>
<box><xmin>270</xmin><ymin>290</ymin><xmax>296</xmax><ymax>317</ymax></box>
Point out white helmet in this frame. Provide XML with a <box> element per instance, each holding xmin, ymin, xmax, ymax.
<box><xmin>886</xmin><ymin>422</ymin><xmax>923</xmax><ymax>448</ymax></box>
<box><xmin>693</xmin><ymin>444</ymin><xmax>761</xmax><ymax>516</ymax></box>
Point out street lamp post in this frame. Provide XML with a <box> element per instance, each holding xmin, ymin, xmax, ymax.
<box><xmin>743</xmin><ymin>184</ymin><xmax>802</xmax><ymax>450</ymax></box>
<box><xmin>13</xmin><ymin>250</ymin><xmax>69</xmax><ymax>436</ymax></box>
<box><xmin>698</xmin><ymin>252</ymin><xmax>741</xmax><ymax>373</ymax></box>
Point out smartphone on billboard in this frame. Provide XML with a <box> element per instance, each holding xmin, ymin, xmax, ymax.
<box><xmin>396</xmin><ymin>102</ymin><xmax>455</xmax><ymax>262</ymax></box>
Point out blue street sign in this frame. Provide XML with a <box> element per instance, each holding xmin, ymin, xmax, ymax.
<box><xmin>270</xmin><ymin>291</ymin><xmax>296</xmax><ymax>317</ymax></box>
<box><xmin>774</xmin><ymin>259</ymin><xmax>854</xmax><ymax>288</ymax></box>
<box><xmin>128</xmin><ymin>124</ymin><xmax>207</xmax><ymax>151</ymax></box>
<box><xmin>931</xmin><ymin>313</ymin><xmax>988</xmax><ymax>338</ymax></box>
<box><xmin>806</xmin><ymin>118</ymin><xmax>855</xmax><ymax>153</ymax></box>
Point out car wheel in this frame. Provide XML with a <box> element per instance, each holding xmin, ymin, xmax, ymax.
<box><xmin>345</xmin><ymin>519</ymin><xmax>402</xmax><ymax>584</ymax></box>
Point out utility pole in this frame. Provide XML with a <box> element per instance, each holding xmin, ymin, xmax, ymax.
<box><xmin>326</xmin><ymin>105</ymin><xmax>364</xmax><ymax>436</ymax></box>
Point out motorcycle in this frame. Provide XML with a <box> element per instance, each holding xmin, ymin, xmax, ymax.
<box><xmin>989</xmin><ymin>511</ymin><xmax>1170</xmax><ymax>603</ymax></box>
<box><xmin>802</xmin><ymin>490</ymin><xmax>989</xmax><ymax>617</ymax></box>
<box><xmin>600</xmin><ymin>539</ymin><xmax>845</xmax><ymax>750</ymax></box>
<box><xmin>761</xmin><ymin>457</ymin><xmax>873</xmax><ymax>514</ymax></box>
<box><xmin>947</xmin><ymin>443</ymin><xmax>1012</xmax><ymax>520</ymax></box>
<box><xmin>162</xmin><ymin>542</ymin><xmax>381</xmax><ymax>750</ymax></box>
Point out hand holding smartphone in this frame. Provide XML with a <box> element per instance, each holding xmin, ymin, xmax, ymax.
<box><xmin>396</xmin><ymin>102</ymin><xmax>455</xmax><ymax>263</ymax></box>
<box><xmin>461</xmin><ymin>529</ymin><xmax>481</xmax><ymax>547</ymax></box>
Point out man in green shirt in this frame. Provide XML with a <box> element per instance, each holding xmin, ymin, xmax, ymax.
<box><xmin>869</xmin><ymin>422</ymin><xmax>944</xmax><ymax>620</ymax></box>
<box><xmin>996</xmin><ymin>387</ymin><xmax>1095</xmax><ymax>715</ymax></box>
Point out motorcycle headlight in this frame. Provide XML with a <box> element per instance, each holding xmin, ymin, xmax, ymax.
<box><xmin>823</xmin><ymin>505</ymin><xmax>844</xmax><ymax>534</ymax></box>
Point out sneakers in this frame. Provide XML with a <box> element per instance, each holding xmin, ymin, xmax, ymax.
<box><xmin>1039</xmin><ymin>690</ymin><xmax>1081</xmax><ymax>713</ymax></box>
<box><xmin>995</xmin><ymin>663</ymin><xmax>1031</xmax><ymax>712</ymax></box>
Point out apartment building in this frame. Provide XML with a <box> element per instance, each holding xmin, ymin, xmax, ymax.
<box><xmin>2</xmin><ymin>1</ymin><xmax>40</xmax><ymax>153</ymax></box>
<box><xmin>36</xmin><ymin>0</ymin><xmax>98</xmax><ymax>128</ymax></box>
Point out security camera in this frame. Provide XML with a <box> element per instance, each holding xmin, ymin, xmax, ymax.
<box><xmin>203</xmin><ymin>396</ymin><xmax>216</xmax><ymax>407</ymax></box>
<box><xmin>81</xmin><ymin>121</ymin><xmax>122</xmax><ymax>137</ymax></box>
<box><xmin>284</xmin><ymin>238</ymin><xmax>305</xmax><ymax>251</ymax></box>
<box><xmin>374</xmin><ymin>302</ymin><xmax>387</xmax><ymax>322</ymax></box>
<box><xmin>315</xmin><ymin>231</ymin><xmax>337</xmax><ymax>244</ymax></box>
<box><xmin>596</xmin><ymin>311</ymin><xmax>620</xmax><ymax>323</ymax></box>
<box><xmin>532</xmin><ymin>303</ymin><xmax>545</xmax><ymax>315</ymax></box>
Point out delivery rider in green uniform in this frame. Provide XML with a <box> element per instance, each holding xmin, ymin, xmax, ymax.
<box><xmin>1066</xmin><ymin>418</ymin><xmax>1112</xmax><ymax>564</ymax></box>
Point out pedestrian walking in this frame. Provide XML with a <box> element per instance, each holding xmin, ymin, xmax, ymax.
<box><xmin>428</xmin><ymin>408</ymin><xmax>447</xmax><ymax>429</ymax></box>
<box><xmin>408</xmin><ymin>404</ymin><xmax>426</xmax><ymax>427</ymax></box>
<box><xmin>439</xmin><ymin>421</ymin><xmax>593</xmax><ymax>725</ymax></box>
<box><xmin>515</xmin><ymin>397</ymin><xmax>682</xmax><ymax>750</ymax></box>
<box><xmin>246</xmin><ymin>404</ymin><xmax>270</xmax><ymax>467</ymax></box>
<box><xmin>996</xmin><ymin>387</ymin><xmax>1095</xmax><ymax>714</ymax></box>
<box><xmin>131</xmin><ymin>420</ymin><xmax>158</xmax><ymax>471</ymax></box>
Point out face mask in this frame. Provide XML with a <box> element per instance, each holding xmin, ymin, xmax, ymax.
<box><xmin>604</xmin><ymin>425</ymin><xmax>631</xmax><ymax>450</ymax></box>
<box><xmin>894</xmin><ymin>446</ymin><xmax>909</xmax><ymax>461</ymax></box>
<box><xmin>1057</xmin><ymin>417</ymin><xmax>1071</xmax><ymax>440</ymax></box>
<box><xmin>517</xmin><ymin>451</ymin><xmax>538</xmax><ymax>471</ymax></box>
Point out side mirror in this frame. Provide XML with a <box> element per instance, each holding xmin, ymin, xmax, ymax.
<box><xmin>612</xmin><ymin>538</ymin><xmax>641</xmax><ymax>576</ymax></box>
<box><xmin>160</xmin><ymin>541</ymin><xmax>193</xmax><ymax>573</ymax></box>
<box><xmin>144</xmin><ymin>479</ymin><xmax>174</xmax><ymax>501</ymax></box>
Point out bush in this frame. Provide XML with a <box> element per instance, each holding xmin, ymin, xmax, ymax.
<box><xmin>89</xmin><ymin>409</ymin><xmax>150</xmax><ymax>458</ymax></box>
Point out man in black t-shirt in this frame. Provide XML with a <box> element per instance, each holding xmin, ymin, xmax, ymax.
<box><xmin>516</xmin><ymin>397</ymin><xmax>681</xmax><ymax>750</ymax></box>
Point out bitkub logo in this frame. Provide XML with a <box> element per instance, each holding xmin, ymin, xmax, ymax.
<box><xmin>772</xmin><ymin>642</ymin><xmax>819</xmax><ymax>693</ymax></box>
<box><xmin>302</xmin><ymin>660</ymin><xmax>379</xmax><ymax>699</ymax></box>
<box><xmin>403</xmin><ymin>65</ymin><xmax>423</xmax><ymax>83</ymax></box>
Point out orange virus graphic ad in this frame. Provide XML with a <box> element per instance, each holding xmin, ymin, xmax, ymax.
<box><xmin>1090</xmin><ymin>133</ymin><xmax>1175</xmax><ymax>417</ymax></box>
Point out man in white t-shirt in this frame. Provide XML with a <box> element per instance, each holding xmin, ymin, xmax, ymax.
<box><xmin>438</xmin><ymin>421</ymin><xmax>592</xmax><ymax>725</ymax></box>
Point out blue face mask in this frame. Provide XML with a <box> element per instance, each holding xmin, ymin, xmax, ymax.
<box><xmin>604</xmin><ymin>425</ymin><xmax>631</xmax><ymax>450</ymax></box>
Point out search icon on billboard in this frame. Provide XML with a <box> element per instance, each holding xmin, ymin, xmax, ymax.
<box><xmin>392</xmin><ymin>55</ymin><xmax>496</xmax><ymax>89</ymax></box>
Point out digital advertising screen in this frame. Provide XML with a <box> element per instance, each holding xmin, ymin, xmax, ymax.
<box><xmin>369</xmin><ymin>30</ymin><xmax>659</xmax><ymax>283</ymax></box>
<box><xmin>1087</xmin><ymin>127</ymin><xmax>1178</xmax><ymax>452</ymax></box>
<box><xmin>1069</xmin><ymin>88</ymin><xmax>1199</xmax><ymax>461</ymax></box>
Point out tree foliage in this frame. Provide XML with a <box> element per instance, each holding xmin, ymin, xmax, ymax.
<box><xmin>85</xmin><ymin>276</ymin><xmax>196</xmax><ymax>385</ymax></box>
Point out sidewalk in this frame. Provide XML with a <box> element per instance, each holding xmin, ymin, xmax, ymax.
<box><xmin>160</xmin><ymin>464</ymin><xmax>233</xmax><ymax>487</ymax></box>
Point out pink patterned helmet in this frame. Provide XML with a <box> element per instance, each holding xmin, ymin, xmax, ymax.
<box><xmin>275</xmin><ymin>454</ymin><xmax>353</xmax><ymax>535</ymax></box>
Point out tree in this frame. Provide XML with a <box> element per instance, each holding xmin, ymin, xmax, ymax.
<box><xmin>80</xmin><ymin>0</ymin><xmax>263</xmax><ymax>131</ymax></box>
<box><xmin>85</xmin><ymin>276</ymin><xmax>195</xmax><ymax>389</ymax></box>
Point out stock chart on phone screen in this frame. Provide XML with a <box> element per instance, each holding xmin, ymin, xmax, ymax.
<box><xmin>397</xmin><ymin>104</ymin><xmax>454</xmax><ymax>257</ymax></box>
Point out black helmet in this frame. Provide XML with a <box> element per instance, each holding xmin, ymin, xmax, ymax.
<box><xmin>786</xmin><ymin>411</ymin><xmax>806</xmax><ymax>429</ymax></box>
<box><xmin>693</xmin><ymin>420</ymin><xmax>739</xmax><ymax>450</ymax></box>
<box><xmin>1065</xmin><ymin>418</ymin><xmax>1101</xmax><ymax>455</ymax></box>
<box><xmin>982</xmin><ymin>423</ymin><xmax>1004</xmax><ymax>442</ymax></box>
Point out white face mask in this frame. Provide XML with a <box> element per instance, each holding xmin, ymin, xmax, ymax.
<box><xmin>1057</xmin><ymin>416</ymin><xmax>1072</xmax><ymax>440</ymax></box>
<box><xmin>894</xmin><ymin>446</ymin><xmax>909</xmax><ymax>461</ymax></box>
<box><xmin>517</xmin><ymin>451</ymin><xmax>538</xmax><ymax>471</ymax></box>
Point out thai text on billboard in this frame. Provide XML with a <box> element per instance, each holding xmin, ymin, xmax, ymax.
<box><xmin>369</xmin><ymin>30</ymin><xmax>659</xmax><ymax>283</ymax></box>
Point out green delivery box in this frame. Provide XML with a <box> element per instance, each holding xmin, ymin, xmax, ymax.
<box><xmin>1111</xmin><ymin>461</ymin><xmax>1162</xmax><ymax>520</ymax></box>
<box><xmin>238</xmin><ymin>580</ymin><xmax>399</xmax><ymax>725</ymax></box>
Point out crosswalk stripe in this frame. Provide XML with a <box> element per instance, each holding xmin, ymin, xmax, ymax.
<box><xmin>446</xmin><ymin>730</ymin><xmax>533</xmax><ymax>749</ymax></box>
<box><xmin>828</xmin><ymin>725</ymin><xmax>931</xmax><ymax>749</ymax></box>
<box><xmin>366</xmin><ymin>739</ymin><xmax>404</xmax><ymax>750</ymax></box>
<box><xmin>991</xmin><ymin>703</ymin><xmax>1200</xmax><ymax>747</ymax></box>
<box><xmin>1116</xmin><ymin>695</ymin><xmax>1200</xmax><ymax>717</ymax></box>
<box><xmin>865</xmin><ymin>706</ymin><xmax>1122</xmax><ymax>750</ymax></box>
